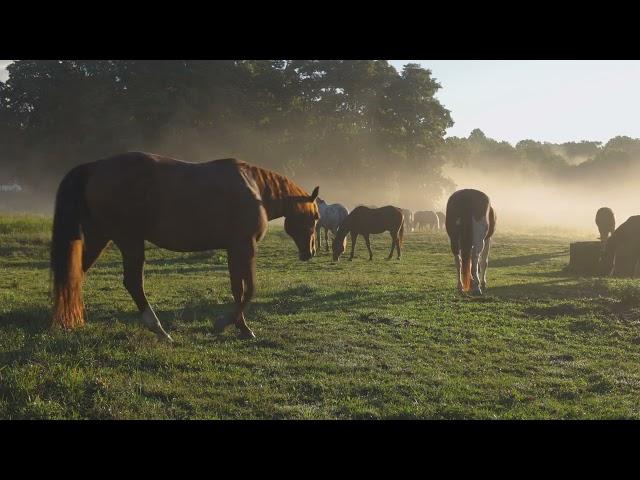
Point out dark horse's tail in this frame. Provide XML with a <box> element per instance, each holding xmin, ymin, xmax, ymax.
<box><xmin>460</xmin><ymin>213</ymin><xmax>473</xmax><ymax>291</ymax></box>
<box><xmin>398</xmin><ymin>219</ymin><xmax>404</xmax><ymax>248</ymax></box>
<box><xmin>51</xmin><ymin>164</ymin><xmax>91</xmax><ymax>329</ymax></box>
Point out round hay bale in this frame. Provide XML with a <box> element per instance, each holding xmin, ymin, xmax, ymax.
<box><xmin>568</xmin><ymin>241</ymin><xmax>602</xmax><ymax>275</ymax></box>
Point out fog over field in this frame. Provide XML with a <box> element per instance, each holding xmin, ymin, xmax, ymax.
<box><xmin>1</xmin><ymin>60</ymin><xmax>638</xmax><ymax>236</ymax></box>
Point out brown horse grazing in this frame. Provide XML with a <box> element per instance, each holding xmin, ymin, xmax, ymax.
<box><xmin>51</xmin><ymin>152</ymin><xmax>319</xmax><ymax>340</ymax></box>
<box><xmin>600</xmin><ymin>215</ymin><xmax>640</xmax><ymax>277</ymax></box>
<box><xmin>413</xmin><ymin>210</ymin><xmax>439</xmax><ymax>231</ymax></box>
<box><xmin>445</xmin><ymin>189</ymin><xmax>496</xmax><ymax>295</ymax></box>
<box><xmin>332</xmin><ymin>206</ymin><xmax>404</xmax><ymax>261</ymax></box>
<box><xmin>595</xmin><ymin>207</ymin><xmax>615</xmax><ymax>242</ymax></box>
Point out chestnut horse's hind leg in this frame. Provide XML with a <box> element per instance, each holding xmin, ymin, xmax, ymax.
<box><xmin>82</xmin><ymin>225</ymin><xmax>110</xmax><ymax>272</ymax></box>
<box><xmin>364</xmin><ymin>234</ymin><xmax>373</xmax><ymax>260</ymax></box>
<box><xmin>118</xmin><ymin>240</ymin><xmax>173</xmax><ymax>342</ymax></box>
<box><xmin>479</xmin><ymin>237</ymin><xmax>491</xmax><ymax>290</ymax></box>
<box><xmin>214</xmin><ymin>239</ymin><xmax>257</xmax><ymax>339</ymax></box>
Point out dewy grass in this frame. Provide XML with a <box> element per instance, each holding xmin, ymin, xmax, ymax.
<box><xmin>0</xmin><ymin>214</ymin><xmax>639</xmax><ymax>419</ymax></box>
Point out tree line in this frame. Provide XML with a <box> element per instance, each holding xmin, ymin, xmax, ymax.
<box><xmin>0</xmin><ymin>60</ymin><xmax>454</xmax><ymax>207</ymax></box>
<box><xmin>1</xmin><ymin>60</ymin><xmax>638</xmax><ymax>210</ymax></box>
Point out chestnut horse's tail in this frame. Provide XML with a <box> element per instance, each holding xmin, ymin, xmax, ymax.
<box><xmin>51</xmin><ymin>164</ymin><xmax>91</xmax><ymax>329</ymax></box>
<box><xmin>460</xmin><ymin>213</ymin><xmax>473</xmax><ymax>291</ymax></box>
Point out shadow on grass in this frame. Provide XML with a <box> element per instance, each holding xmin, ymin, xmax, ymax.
<box><xmin>491</xmin><ymin>250</ymin><xmax>568</xmax><ymax>268</ymax></box>
<box><xmin>0</xmin><ymin>305</ymin><xmax>50</xmax><ymax>333</ymax></box>
<box><xmin>488</xmin><ymin>278</ymin><xmax>609</xmax><ymax>300</ymax></box>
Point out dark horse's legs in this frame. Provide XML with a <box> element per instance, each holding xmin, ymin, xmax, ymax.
<box><xmin>386</xmin><ymin>232</ymin><xmax>398</xmax><ymax>260</ymax></box>
<box><xmin>349</xmin><ymin>232</ymin><xmax>357</xmax><ymax>260</ymax></box>
<box><xmin>117</xmin><ymin>239</ymin><xmax>173</xmax><ymax>342</ymax></box>
<box><xmin>364</xmin><ymin>234</ymin><xmax>373</xmax><ymax>260</ymax></box>
<box><xmin>324</xmin><ymin>227</ymin><xmax>330</xmax><ymax>252</ymax></box>
<box><xmin>214</xmin><ymin>238</ymin><xmax>256</xmax><ymax>339</ymax></box>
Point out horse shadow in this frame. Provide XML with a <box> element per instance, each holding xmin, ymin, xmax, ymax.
<box><xmin>491</xmin><ymin>250</ymin><xmax>568</xmax><ymax>268</ymax></box>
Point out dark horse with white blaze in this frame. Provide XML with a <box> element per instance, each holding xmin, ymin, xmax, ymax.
<box><xmin>595</xmin><ymin>207</ymin><xmax>615</xmax><ymax>242</ymax></box>
<box><xmin>51</xmin><ymin>152</ymin><xmax>319</xmax><ymax>340</ymax></box>
<box><xmin>332</xmin><ymin>206</ymin><xmax>404</xmax><ymax>261</ymax></box>
<box><xmin>445</xmin><ymin>189</ymin><xmax>496</xmax><ymax>295</ymax></box>
<box><xmin>600</xmin><ymin>215</ymin><xmax>640</xmax><ymax>277</ymax></box>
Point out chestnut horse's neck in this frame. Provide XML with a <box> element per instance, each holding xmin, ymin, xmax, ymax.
<box><xmin>246</xmin><ymin>165</ymin><xmax>310</xmax><ymax>220</ymax></box>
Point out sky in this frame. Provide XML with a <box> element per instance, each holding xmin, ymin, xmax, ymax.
<box><xmin>390</xmin><ymin>60</ymin><xmax>640</xmax><ymax>144</ymax></box>
<box><xmin>2</xmin><ymin>60</ymin><xmax>640</xmax><ymax>145</ymax></box>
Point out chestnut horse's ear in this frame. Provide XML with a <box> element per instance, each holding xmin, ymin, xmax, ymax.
<box><xmin>309</xmin><ymin>186</ymin><xmax>319</xmax><ymax>202</ymax></box>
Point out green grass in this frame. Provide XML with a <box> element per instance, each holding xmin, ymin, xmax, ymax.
<box><xmin>1</xmin><ymin>213</ymin><xmax>640</xmax><ymax>419</ymax></box>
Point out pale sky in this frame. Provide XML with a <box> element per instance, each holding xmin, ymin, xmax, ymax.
<box><xmin>2</xmin><ymin>60</ymin><xmax>640</xmax><ymax>145</ymax></box>
<box><xmin>390</xmin><ymin>60</ymin><xmax>640</xmax><ymax>144</ymax></box>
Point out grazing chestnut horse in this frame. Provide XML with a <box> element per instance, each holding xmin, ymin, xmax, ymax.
<box><xmin>332</xmin><ymin>206</ymin><xmax>404</xmax><ymax>261</ymax></box>
<box><xmin>595</xmin><ymin>207</ymin><xmax>615</xmax><ymax>242</ymax></box>
<box><xmin>445</xmin><ymin>189</ymin><xmax>496</xmax><ymax>295</ymax></box>
<box><xmin>600</xmin><ymin>215</ymin><xmax>640</xmax><ymax>277</ymax></box>
<box><xmin>51</xmin><ymin>152</ymin><xmax>319</xmax><ymax>341</ymax></box>
<box><xmin>436</xmin><ymin>211</ymin><xmax>446</xmax><ymax>231</ymax></box>
<box><xmin>414</xmin><ymin>210</ymin><xmax>439</xmax><ymax>231</ymax></box>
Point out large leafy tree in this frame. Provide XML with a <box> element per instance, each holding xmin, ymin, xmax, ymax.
<box><xmin>0</xmin><ymin>59</ymin><xmax>455</xmax><ymax>207</ymax></box>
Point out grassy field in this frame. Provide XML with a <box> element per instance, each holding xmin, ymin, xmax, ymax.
<box><xmin>1</xmin><ymin>213</ymin><xmax>639</xmax><ymax>419</ymax></box>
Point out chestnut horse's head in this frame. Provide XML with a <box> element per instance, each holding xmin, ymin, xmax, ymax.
<box><xmin>284</xmin><ymin>186</ymin><xmax>320</xmax><ymax>261</ymax></box>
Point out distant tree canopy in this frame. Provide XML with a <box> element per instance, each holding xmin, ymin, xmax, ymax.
<box><xmin>0</xmin><ymin>60</ymin><xmax>455</xmax><ymax>207</ymax></box>
<box><xmin>442</xmin><ymin>129</ymin><xmax>640</xmax><ymax>188</ymax></box>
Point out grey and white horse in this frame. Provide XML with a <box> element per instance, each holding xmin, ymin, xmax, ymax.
<box><xmin>316</xmin><ymin>198</ymin><xmax>349</xmax><ymax>252</ymax></box>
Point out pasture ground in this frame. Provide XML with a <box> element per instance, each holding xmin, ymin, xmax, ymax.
<box><xmin>1</xmin><ymin>214</ymin><xmax>639</xmax><ymax>419</ymax></box>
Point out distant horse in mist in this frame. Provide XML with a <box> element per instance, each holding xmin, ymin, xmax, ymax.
<box><xmin>400</xmin><ymin>208</ymin><xmax>413</xmax><ymax>232</ymax></box>
<box><xmin>436</xmin><ymin>211</ymin><xmax>446</xmax><ymax>231</ymax></box>
<box><xmin>332</xmin><ymin>206</ymin><xmax>404</xmax><ymax>261</ymax></box>
<box><xmin>414</xmin><ymin>211</ymin><xmax>439</xmax><ymax>231</ymax></box>
<box><xmin>50</xmin><ymin>152</ymin><xmax>319</xmax><ymax>341</ymax></box>
<box><xmin>316</xmin><ymin>198</ymin><xmax>349</xmax><ymax>252</ymax></box>
<box><xmin>600</xmin><ymin>215</ymin><xmax>640</xmax><ymax>277</ymax></box>
<box><xmin>445</xmin><ymin>189</ymin><xmax>496</xmax><ymax>295</ymax></box>
<box><xmin>595</xmin><ymin>207</ymin><xmax>615</xmax><ymax>242</ymax></box>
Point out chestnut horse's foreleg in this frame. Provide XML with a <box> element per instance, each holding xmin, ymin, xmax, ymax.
<box><xmin>119</xmin><ymin>240</ymin><xmax>173</xmax><ymax>342</ymax></box>
<box><xmin>470</xmin><ymin>217</ymin><xmax>489</xmax><ymax>295</ymax></box>
<box><xmin>364</xmin><ymin>234</ymin><xmax>373</xmax><ymax>260</ymax></box>
<box><xmin>214</xmin><ymin>239</ymin><xmax>257</xmax><ymax>339</ymax></box>
<box><xmin>349</xmin><ymin>232</ymin><xmax>357</xmax><ymax>260</ymax></box>
<box><xmin>480</xmin><ymin>237</ymin><xmax>491</xmax><ymax>290</ymax></box>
